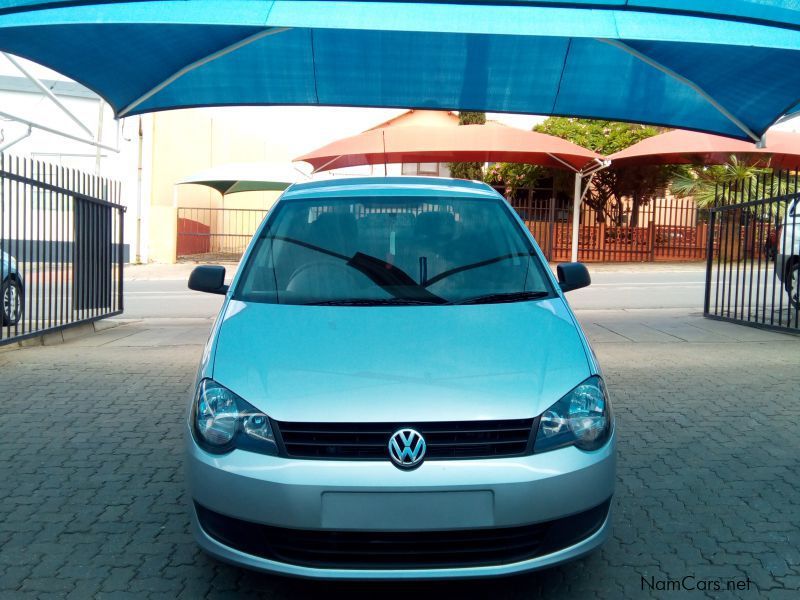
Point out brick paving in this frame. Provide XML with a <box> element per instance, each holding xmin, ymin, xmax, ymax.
<box><xmin>0</xmin><ymin>317</ymin><xmax>798</xmax><ymax>599</ymax></box>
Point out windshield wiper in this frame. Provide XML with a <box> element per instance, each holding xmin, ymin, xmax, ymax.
<box><xmin>450</xmin><ymin>291</ymin><xmax>550</xmax><ymax>305</ymax></box>
<box><xmin>271</xmin><ymin>237</ymin><xmax>445</xmax><ymax>303</ymax></box>
<box><xmin>303</xmin><ymin>298</ymin><xmax>443</xmax><ymax>306</ymax></box>
<box><xmin>346</xmin><ymin>252</ymin><xmax>445</xmax><ymax>303</ymax></box>
<box><xmin>424</xmin><ymin>252</ymin><xmax>533</xmax><ymax>287</ymax></box>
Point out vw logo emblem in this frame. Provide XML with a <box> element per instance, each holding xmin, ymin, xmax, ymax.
<box><xmin>388</xmin><ymin>428</ymin><xmax>426</xmax><ymax>470</ymax></box>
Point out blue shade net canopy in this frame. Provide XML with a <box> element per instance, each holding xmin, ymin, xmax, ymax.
<box><xmin>2</xmin><ymin>1</ymin><xmax>800</xmax><ymax>141</ymax></box>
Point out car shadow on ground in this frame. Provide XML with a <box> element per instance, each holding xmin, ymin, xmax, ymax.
<box><xmin>206</xmin><ymin>552</ymin><xmax>603</xmax><ymax>599</ymax></box>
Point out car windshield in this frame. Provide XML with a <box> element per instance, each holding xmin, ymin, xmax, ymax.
<box><xmin>234</xmin><ymin>195</ymin><xmax>554</xmax><ymax>305</ymax></box>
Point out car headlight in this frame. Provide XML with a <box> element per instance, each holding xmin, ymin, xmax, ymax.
<box><xmin>534</xmin><ymin>376</ymin><xmax>612</xmax><ymax>453</ymax></box>
<box><xmin>192</xmin><ymin>378</ymin><xmax>278</xmax><ymax>456</ymax></box>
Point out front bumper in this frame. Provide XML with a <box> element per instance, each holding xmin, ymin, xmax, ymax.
<box><xmin>186</xmin><ymin>426</ymin><xmax>616</xmax><ymax>579</ymax></box>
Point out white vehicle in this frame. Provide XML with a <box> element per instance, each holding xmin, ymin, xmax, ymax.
<box><xmin>776</xmin><ymin>198</ymin><xmax>799</xmax><ymax>309</ymax></box>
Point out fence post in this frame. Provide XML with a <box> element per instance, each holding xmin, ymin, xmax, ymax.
<box><xmin>547</xmin><ymin>194</ymin><xmax>555</xmax><ymax>260</ymax></box>
<box><xmin>648</xmin><ymin>221</ymin><xmax>656</xmax><ymax>262</ymax></box>
<box><xmin>118</xmin><ymin>204</ymin><xmax>125</xmax><ymax>313</ymax></box>
<box><xmin>697</xmin><ymin>222</ymin><xmax>706</xmax><ymax>260</ymax></box>
<box><xmin>704</xmin><ymin>210</ymin><xmax>716</xmax><ymax>316</ymax></box>
<box><xmin>598</xmin><ymin>222</ymin><xmax>606</xmax><ymax>261</ymax></box>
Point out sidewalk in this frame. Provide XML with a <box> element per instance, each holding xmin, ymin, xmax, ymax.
<box><xmin>567</xmin><ymin>261</ymin><xmax>706</xmax><ymax>273</ymax></box>
<box><xmin>125</xmin><ymin>262</ymin><xmax>239</xmax><ymax>281</ymax></box>
<box><xmin>574</xmin><ymin>308</ymin><xmax>796</xmax><ymax>343</ymax></box>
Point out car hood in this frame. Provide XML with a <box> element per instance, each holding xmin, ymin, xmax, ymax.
<box><xmin>212</xmin><ymin>298</ymin><xmax>591</xmax><ymax>423</ymax></box>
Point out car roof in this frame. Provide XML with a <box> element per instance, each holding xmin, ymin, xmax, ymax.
<box><xmin>280</xmin><ymin>176</ymin><xmax>502</xmax><ymax>201</ymax></box>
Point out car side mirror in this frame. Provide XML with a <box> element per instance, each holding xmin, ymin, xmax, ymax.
<box><xmin>188</xmin><ymin>265</ymin><xmax>228</xmax><ymax>295</ymax></box>
<box><xmin>557</xmin><ymin>262</ymin><xmax>591</xmax><ymax>293</ymax></box>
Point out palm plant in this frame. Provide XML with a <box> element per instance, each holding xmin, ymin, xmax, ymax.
<box><xmin>671</xmin><ymin>156</ymin><xmax>798</xmax><ymax>261</ymax></box>
<box><xmin>670</xmin><ymin>156</ymin><xmax>795</xmax><ymax>209</ymax></box>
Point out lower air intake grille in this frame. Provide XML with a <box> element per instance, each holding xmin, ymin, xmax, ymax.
<box><xmin>196</xmin><ymin>499</ymin><xmax>610</xmax><ymax>569</ymax></box>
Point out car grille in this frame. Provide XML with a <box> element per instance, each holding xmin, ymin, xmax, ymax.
<box><xmin>195</xmin><ymin>499</ymin><xmax>611</xmax><ymax>569</ymax></box>
<box><xmin>273</xmin><ymin>418</ymin><xmax>535</xmax><ymax>460</ymax></box>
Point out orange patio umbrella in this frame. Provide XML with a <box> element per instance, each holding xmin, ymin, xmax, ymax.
<box><xmin>295</xmin><ymin>123</ymin><xmax>603</xmax><ymax>174</ymax></box>
<box><xmin>295</xmin><ymin>122</ymin><xmax>607</xmax><ymax>263</ymax></box>
<box><xmin>608</xmin><ymin>129</ymin><xmax>800</xmax><ymax>169</ymax></box>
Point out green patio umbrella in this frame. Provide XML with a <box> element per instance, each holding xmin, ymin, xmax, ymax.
<box><xmin>177</xmin><ymin>162</ymin><xmax>310</xmax><ymax>195</ymax></box>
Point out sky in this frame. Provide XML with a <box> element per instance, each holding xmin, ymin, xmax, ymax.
<box><xmin>191</xmin><ymin>106</ymin><xmax>547</xmax><ymax>165</ymax></box>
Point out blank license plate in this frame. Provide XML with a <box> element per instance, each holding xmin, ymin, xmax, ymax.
<box><xmin>321</xmin><ymin>491</ymin><xmax>494</xmax><ymax>530</ymax></box>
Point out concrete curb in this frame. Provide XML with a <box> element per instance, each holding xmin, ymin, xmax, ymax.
<box><xmin>0</xmin><ymin>318</ymin><xmax>131</xmax><ymax>352</ymax></box>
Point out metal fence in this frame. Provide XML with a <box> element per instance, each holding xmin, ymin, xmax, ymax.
<box><xmin>0</xmin><ymin>154</ymin><xmax>124</xmax><ymax>345</ymax></box>
<box><xmin>177</xmin><ymin>207</ymin><xmax>268</xmax><ymax>261</ymax></box>
<box><xmin>499</xmin><ymin>185</ymin><xmax>707</xmax><ymax>263</ymax></box>
<box><xmin>705</xmin><ymin>171</ymin><xmax>799</xmax><ymax>333</ymax></box>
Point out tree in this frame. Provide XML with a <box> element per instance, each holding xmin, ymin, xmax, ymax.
<box><xmin>533</xmin><ymin>118</ymin><xmax>673</xmax><ymax>226</ymax></box>
<box><xmin>448</xmin><ymin>111</ymin><xmax>486</xmax><ymax>180</ymax></box>
<box><xmin>484</xmin><ymin>162</ymin><xmax>546</xmax><ymax>193</ymax></box>
<box><xmin>609</xmin><ymin>164</ymin><xmax>681</xmax><ymax>227</ymax></box>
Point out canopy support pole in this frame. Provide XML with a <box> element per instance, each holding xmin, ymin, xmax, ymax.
<box><xmin>381</xmin><ymin>129</ymin><xmax>387</xmax><ymax>176</ymax></box>
<box><xmin>0</xmin><ymin>125</ymin><xmax>31</xmax><ymax>152</ymax></box>
<box><xmin>3</xmin><ymin>52</ymin><xmax>95</xmax><ymax>138</ymax></box>
<box><xmin>546</xmin><ymin>153</ymin><xmax>580</xmax><ymax>172</ymax></box>
<box><xmin>597</xmin><ymin>39</ymin><xmax>761</xmax><ymax>143</ymax></box>
<box><xmin>0</xmin><ymin>109</ymin><xmax>118</xmax><ymax>152</ymax></box>
<box><xmin>311</xmin><ymin>155</ymin><xmax>344</xmax><ymax>174</ymax></box>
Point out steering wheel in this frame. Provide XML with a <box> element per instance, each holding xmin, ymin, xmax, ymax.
<box><xmin>286</xmin><ymin>260</ymin><xmax>362</xmax><ymax>295</ymax></box>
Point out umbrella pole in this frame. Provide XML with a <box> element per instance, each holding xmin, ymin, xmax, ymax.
<box><xmin>569</xmin><ymin>160</ymin><xmax>610</xmax><ymax>262</ymax></box>
<box><xmin>571</xmin><ymin>173</ymin><xmax>582</xmax><ymax>263</ymax></box>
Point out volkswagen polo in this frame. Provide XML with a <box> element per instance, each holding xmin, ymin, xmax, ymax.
<box><xmin>186</xmin><ymin>177</ymin><xmax>615</xmax><ymax>579</ymax></box>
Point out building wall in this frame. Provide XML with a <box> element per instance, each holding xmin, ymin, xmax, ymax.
<box><xmin>146</xmin><ymin>110</ymin><xmax>282</xmax><ymax>262</ymax></box>
<box><xmin>367</xmin><ymin>110</ymin><xmax>459</xmax><ymax>178</ymax></box>
<box><xmin>367</xmin><ymin>109</ymin><xmax>458</xmax><ymax>129</ymax></box>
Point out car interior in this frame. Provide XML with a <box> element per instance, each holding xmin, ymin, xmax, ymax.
<box><xmin>237</xmin><ymin>198</ymin><xmax>550</xmax><ymax>304</ymax></box>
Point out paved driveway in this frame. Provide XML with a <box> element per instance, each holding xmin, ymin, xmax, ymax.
<box><xmin>0</xmin><ymin>313</ymin><xmax>798</xmax><ymax>599</ymax></box>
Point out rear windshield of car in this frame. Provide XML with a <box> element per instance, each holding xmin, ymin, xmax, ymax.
<box><xmin>234</xmin><ymin>195</ymin><xmax>555</xmax><ymax>305</ymax></box>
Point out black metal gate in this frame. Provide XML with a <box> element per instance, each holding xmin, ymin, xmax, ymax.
<box><xmin>0</xmin><ymin>154</ymin><xmax>125</xmax><ymax>345</ymax></box>
<box><xmin>704</xmin><ymin>171</ymin><xmax>799</xmax><ymax>333</ymax></box>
